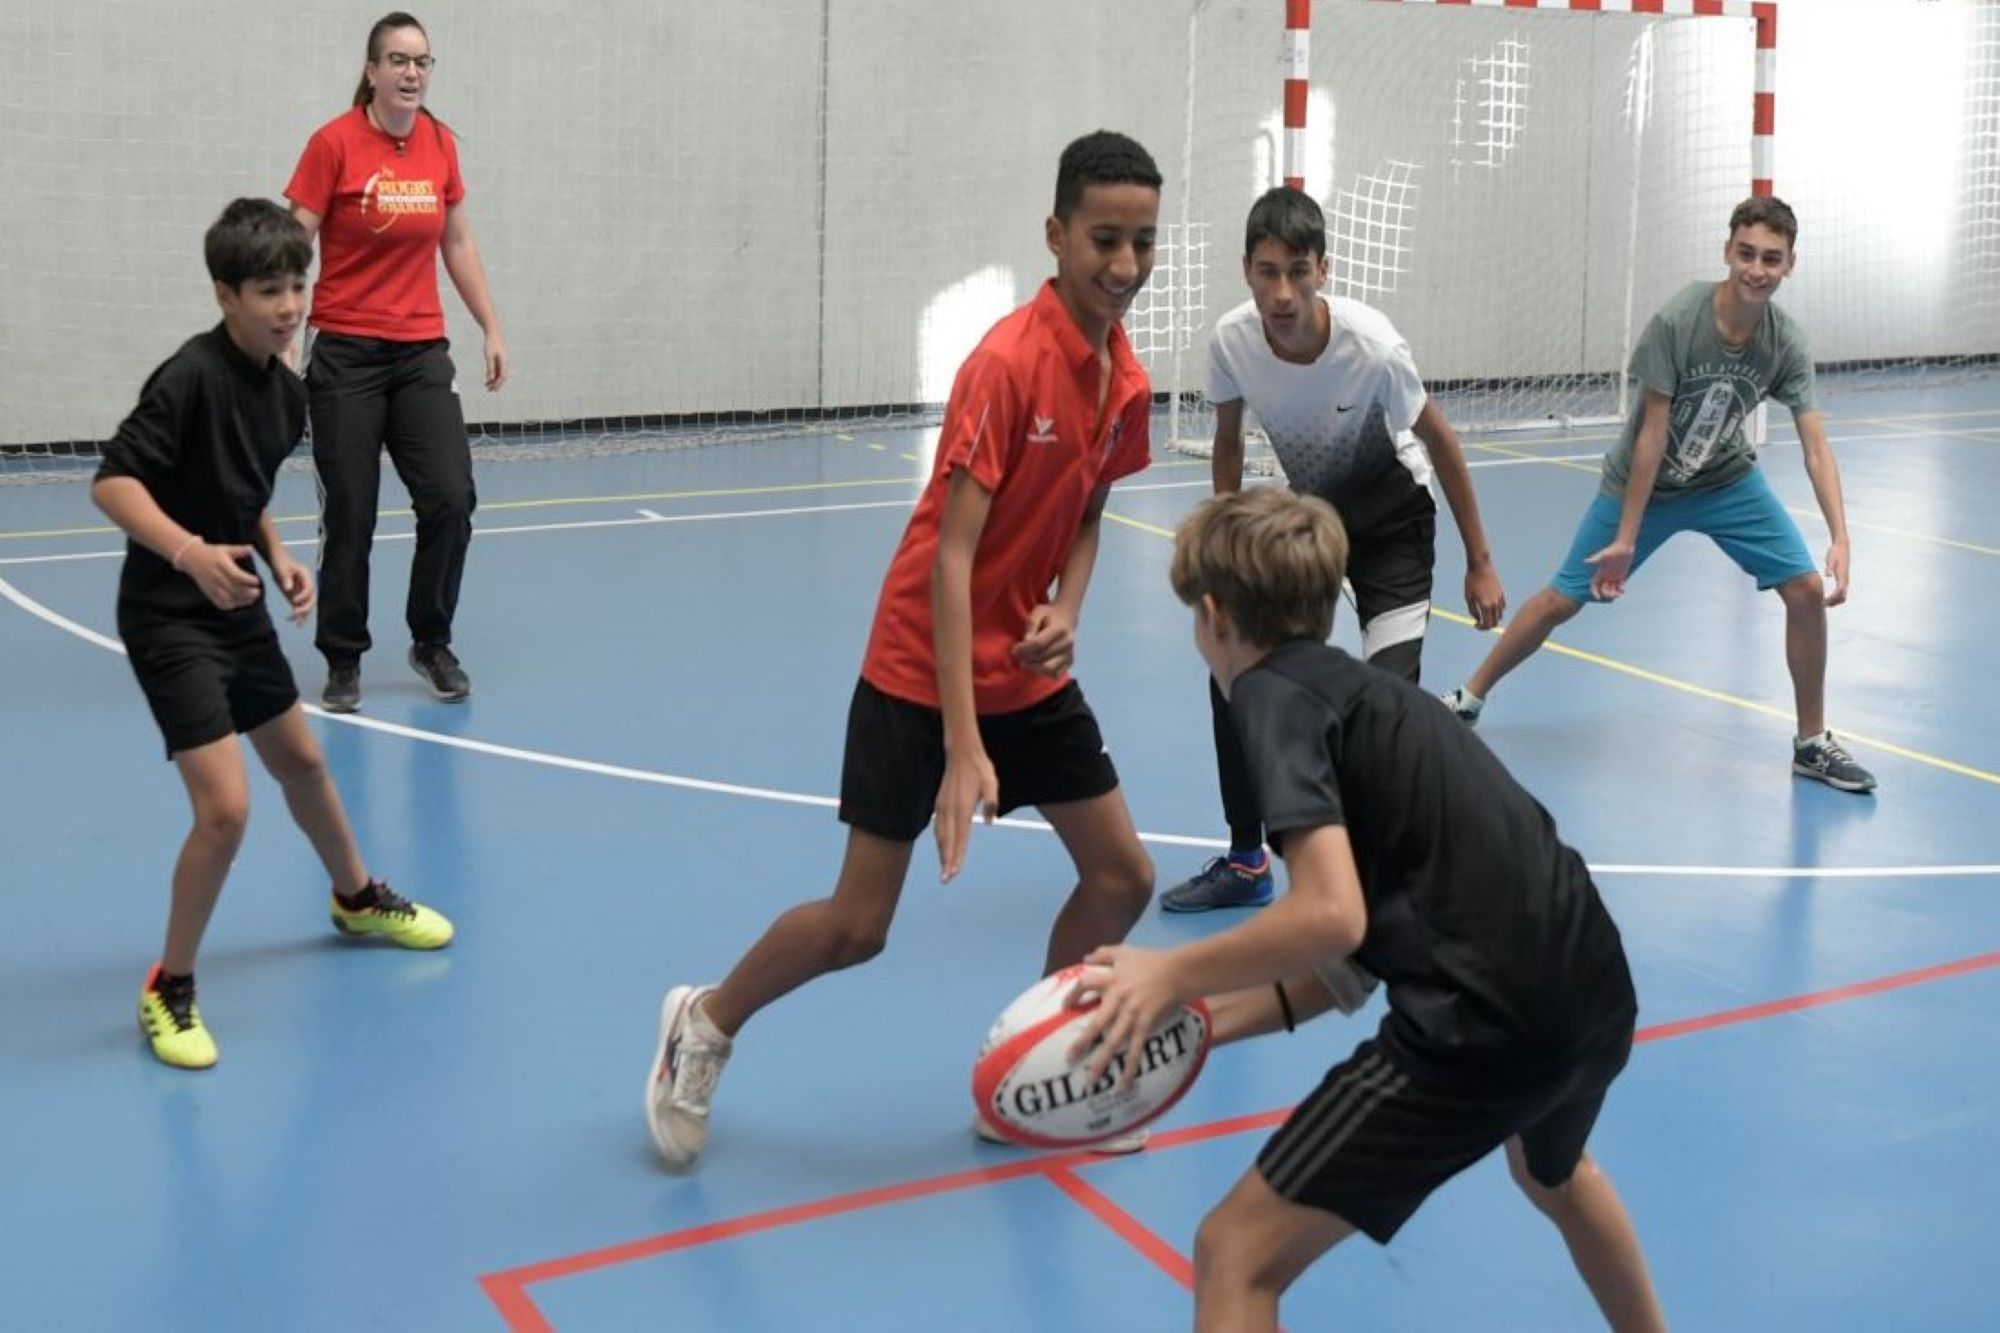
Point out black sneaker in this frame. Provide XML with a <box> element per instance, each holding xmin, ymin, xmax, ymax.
<box><xmin>409</xmin><ymin>644</ymin><xmax>471</xmax><ymax>702</ymax></box>
<box><xmin>322</xmin><ymin>663</ymin><xmax>361</xmax><ymax>714</ymax></box>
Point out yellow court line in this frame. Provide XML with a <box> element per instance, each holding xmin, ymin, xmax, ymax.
<box><xmin>1468</xmin><ymin>439</ymin><xmax>1603</xmax><ymax>475</ymax></box>
<box><xmin>0</xmin><ymin>475</ymin><xmax>927</xmax><ymax>541</ymax></box>
<box><xmin>1785</xmin><ymin>509</ymin><xmax>2000</xmax><ymax>559</ymax></box>
<box><xmin>1107</xmin><ymin>504</ymin><xmax>2000</xmax><ymax>788</ymax></box>
<box><xmin>1470</xmin><ymin>440</ymin><xmax>1995</xmax><ymax>556</ymax></box>
<box><xmin>1103</xmin><ymin>510</ymin><xmax>1176</xmax><ymax>539</ymax></box>
<box><xmin>1426</xmin><ymin>607</ymin><xmax>2000</xmax><ymax>787</ymax></box>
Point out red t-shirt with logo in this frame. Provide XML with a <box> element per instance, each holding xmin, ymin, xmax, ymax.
<box><xmin>285</xmin><ymin>106</ymin><xmax>464</xmax><ymax>341</ymax></box>
<box><xmin>861</xmin><ymin>281</ymin><xmax>1153</xmax><ymax>714</ymax></box>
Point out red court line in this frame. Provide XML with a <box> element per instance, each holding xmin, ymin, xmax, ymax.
<box><xmin>481</xmin><ymin>948</ymin><xmax>2000</xmax><ymax>1329</ymax></box>
<box><xmin>1634</xmin><ymin>950</ymin><xmax>2000</xmax><ymax>1044</ymax></box>
<box><xmin>1044</xmin><ymin>1166</ymin><xmax>1195</xmax><ymax>1291</ymax></box>
<box><xmin>1042</xmin><ymin>1170</ymin><xmax>1292</xmax><ymax>1333</ymax></box>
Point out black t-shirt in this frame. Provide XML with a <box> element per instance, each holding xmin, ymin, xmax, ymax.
<box><xmin>1231</xmin><ymin>640</ymin><xmax>1636</xmax><ymax>1087</ymax></box>
<box><xmin>95</xmin><ymin>326</ymin><xmax>306</xmax><ymax>620</ymax></box>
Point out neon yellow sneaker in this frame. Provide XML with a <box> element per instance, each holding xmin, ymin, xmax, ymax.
<box><xmin>329</xmin><ymin>881</ymin><xmax>454</xmax><ymax>950</ymax></box>
<box><xmin>138</xmin><ymin>964</ymin><xmax>218</xmax><ymax>1070</ymax></box>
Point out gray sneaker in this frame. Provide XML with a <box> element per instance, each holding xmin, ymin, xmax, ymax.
<box><xmin>646</xmin><ymin>985</ymin><xmax>732</xmax><ymax>1170</ymax></box>
<box><xmin>409</xmin><ymin>644</ymin><xmax>470</xmax><ymax>702</ymax></box>
<box><xmin>1159</xmin><ymin>855</ymin><xmax>1274</xmax><ymax>913</ymax></box>
<box><xmin>321</xmin><ymin>663</ymin><xmax>361</xmax><ymax>714</ymax></box>
<box><xmin>1439</xmin><ymin>687</ymin><xmax>1482</xmax><ymax>727</ymax></box>
<box><xmin>1793</xmin><ymin>732</ymin><xmax>1877</xmax><ymax>793</ymax></box>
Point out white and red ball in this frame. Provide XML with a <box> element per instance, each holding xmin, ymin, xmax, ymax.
<box><xmin>972</xmin><ymin>964</ymin><xmax>1212</xmax><ymax>1148</ymax></box>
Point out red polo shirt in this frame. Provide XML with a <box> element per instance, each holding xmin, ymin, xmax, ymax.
<box><xmin>285</xmin><ymin>106</ymin><xmax>464</xmax><ymax>341</ymax></box>
<box><xmin>861</xmin><ymin>281</ymin><xmax>1152</xmax><ymax>714</ymax></box>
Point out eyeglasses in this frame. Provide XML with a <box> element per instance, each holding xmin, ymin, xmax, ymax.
<box><xmin>374</xmin><ymin>52</ymin><xmax>436</xmax><ymax>71</ymax></box>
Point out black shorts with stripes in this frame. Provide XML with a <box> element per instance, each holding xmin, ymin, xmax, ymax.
<box><xmin>1256</xmin><ymin>1030</ymin><xmax>1634</xmax><ymax>1243</ymax></box>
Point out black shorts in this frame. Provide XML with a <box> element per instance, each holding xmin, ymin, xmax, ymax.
<box><xmin>838</xmin><ymin>678</ymin><xmax>1121</xmax><ymax>842</ymax></box>
<box><xmin>119</xmin><ymin>603</ymin><xmax>300</xmax><ymax>759</ymax></box>
<box><xmin>1339</xmin><ymin>483</ymin><xmax>1436</xmax><ymax>682</ymax></box>
<box><xmin>1256</xmin><ymin>1029</ymin><xmax>1634</xmax><ymax>1244</ymax></box>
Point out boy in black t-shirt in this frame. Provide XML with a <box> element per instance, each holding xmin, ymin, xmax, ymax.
<box><xmin>93</xmin><ymin>199</ymin><xmax>453</xmax><ymax>1071</ymax></box>
<box><xmin>1074</xmin><ymin>488</ymin><xmax>1665</xmax><ymax>1331</ymax></box>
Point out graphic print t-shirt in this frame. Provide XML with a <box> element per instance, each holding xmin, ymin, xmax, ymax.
<box><xmin>285</xmin><ymin>106</ymin><xmax>464</xmax><ymax>341</ymax></box>
<box><xmin>1207</xmin><ymin>295</ymin><xmax>1431</xmax><ymax>531</ymax></box>
<box><xmin>1600</xmin><ymin>280</ymin><xmax>1816</xmax><ymax>498</ymax></box>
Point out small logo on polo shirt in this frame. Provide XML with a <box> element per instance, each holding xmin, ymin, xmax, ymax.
<box><xmin>1335</xmin><ymin>403</ymin><xmax>1356</xmax><ymax>413</ymax></box>
<box><xmin>1028</xmin><ymin>415</ymin><xmax>1059</xmax><ymax>445</ymax></box>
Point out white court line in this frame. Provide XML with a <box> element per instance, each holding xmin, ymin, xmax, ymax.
<box><xmin>2</xmin><ymin>572</ymin><xmax>1993</xmax><ymax>880</ymax></box>
<box><xmin>0</xmin><ymin>498</ymin><xmax>922</xmax><ymax>568</ymax></box>
<box><xmin>0</xmin><ymin>472</ymin><xmax>1545</xmax><ymax>572</ymax></box>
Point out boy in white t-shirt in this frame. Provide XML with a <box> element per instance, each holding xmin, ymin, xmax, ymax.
<box><xmin>1163</xmin><ymin>187</ymin><xmax>1506</xmax><ymax>913</ymax></box>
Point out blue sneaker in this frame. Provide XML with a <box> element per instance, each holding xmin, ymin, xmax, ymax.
<box><xmin>1160</xmin><ymin>855</ymin><xmax>1274</xmax><ymax>913</ymax></box>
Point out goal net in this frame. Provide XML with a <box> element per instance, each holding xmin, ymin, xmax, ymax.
<box><xmin>1156</xmin><ymin>0</ymin><xmax>1757</xmax><ymax>469</ymax></box>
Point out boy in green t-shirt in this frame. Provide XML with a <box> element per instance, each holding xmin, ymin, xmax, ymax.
<box><xmin>1441</xmin><ymin>196</ymin><xmax>1875</xmax><ymax>793</ymax></box>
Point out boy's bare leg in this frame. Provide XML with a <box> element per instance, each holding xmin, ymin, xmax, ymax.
<box><xmin>1466</xmin><ymin>586</ymin><xmax>1584</xmax><ymax>701</ymax></box>
<box><xmin>1037</xmin><ymin>788</ymin><xmax>1154</xmax><ymax>974</ymax></box>
<box><xmin>700</xmin><ymin>828</ymin><xmax>916</xmax><ymax>1038</ymax></box>
<box><xmin>1776</xmin><ymin>572</ymin><xmax>1828</xmax><ymax>738</ymax></box>
<box><xmin>1508</xmin><ymin>1140</ymin><xmax>1668</xmax><ymax>1333</ymax></box>
<box><xmin>162</xmin><ymin>736</ymin><xmax>253</xmax><ymax>974</ymax></box>
<box><xmin>1194</xmin><ymin>1167</ymin><xmax>1354</xmax><ymax>1332</ymax></box>
<box><xmin>247</xmin><ymin>705</ymin><xmax>368</xmax><ymax>896</ymax></box>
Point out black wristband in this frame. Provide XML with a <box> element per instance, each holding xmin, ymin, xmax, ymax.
<box><xmin>1274</xmin><ymin>981</ymin><xmax>1296</xmax><ymax>1033</ymax></box>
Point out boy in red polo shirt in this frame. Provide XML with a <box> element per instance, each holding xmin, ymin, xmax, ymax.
<box><xmin>645</xmin><ymin>131</ymin><xmax>1163</xmax><ymax>1171</ymax></box>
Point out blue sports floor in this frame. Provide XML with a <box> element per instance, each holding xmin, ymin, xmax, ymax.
<box><xmin>2</xmin><ymin>381</ymin><xmax>1996</xmax><ymax>1331</ymax></box>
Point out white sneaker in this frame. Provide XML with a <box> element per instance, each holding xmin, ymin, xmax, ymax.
<box><xmin>646</xmin><ymin>984</ymin><xmax>732</xmax><ymax>1170</ymax></box>
<box><xmin>1439</xmin><ymin>686</ymin><xmax>1483</xmax><ymax>727</ymax></box>
<box><xmin>972</xmin><ymin>1116</ymin><xmax>1149</xmax><ymax>1155</ymax></box>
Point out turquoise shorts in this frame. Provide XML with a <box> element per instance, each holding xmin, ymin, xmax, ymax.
<box><xmin>1550</xmin><ymin>469</ymin><xmax>1816</xmax><ymax>604</ymax></box>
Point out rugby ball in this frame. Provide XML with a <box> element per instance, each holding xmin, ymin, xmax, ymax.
<box><xmin>972</xmin><ymin>964</ymin><xmax>1212</xmax><ymax>1148</ymax></box>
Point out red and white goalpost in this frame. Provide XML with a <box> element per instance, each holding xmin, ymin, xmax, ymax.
<box><xmin>1155</xmin><ymin>0</ymin><xmax>1778</xmax><ymax>456</ymax></box>
<box><xmin>1286</xmin><ymin>0</ymin><xmax>1779</xmax><ymax>197</ymax></box>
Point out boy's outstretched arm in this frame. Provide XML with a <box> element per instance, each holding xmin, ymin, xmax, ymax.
<box><xmin>1073</xmin><ymin>823</ymin><xmax>1368</xmax><ymax>1080</ymax></box>
<box><xmin>1412</xmin><ymin>400</ymin><xmax>1505</xmax><ymax>628</ymax></box>
<box><xmin>1588</xmin><ymin>390</ymin><xmax>1672</xmax><ymax>600</ymax></box>
<box><xmin>932</xmin><ymin>467</ymin><xmax>999</xmax><ymax>883</ymax></box>
<box><xmin>1205</xmin><ymin>971</ymin><xmax>1344</xmax><ymax>1044</ymax></box>
<box><xmin>1793</xmin><ymin>409</ymin><xmax>1853</xmax><ymax>606</ymax></box>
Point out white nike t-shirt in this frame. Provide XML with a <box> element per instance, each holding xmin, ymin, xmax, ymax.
<box><xmin>1208</xmin><ymin>295</ymin><xmax>1433</xmax><ymax>509</ymax></box>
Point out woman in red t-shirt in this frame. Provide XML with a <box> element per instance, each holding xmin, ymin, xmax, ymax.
<box><xmin>285</xmin><ymin>10</ymin><xmax>506</xmax><ymax>712</ymax></box>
